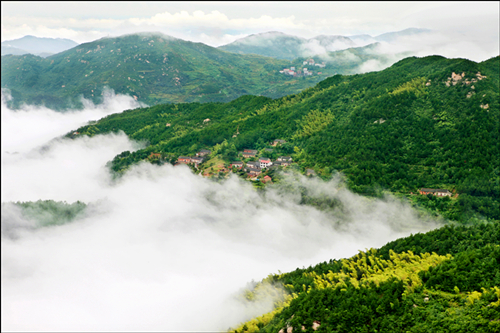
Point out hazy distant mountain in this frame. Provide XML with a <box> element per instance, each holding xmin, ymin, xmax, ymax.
<box><xmin>374</xmin><ymin>28</ymin><xmax>432</xmax><ymax>42</ymax></box>
<box><xmin>218</xmin><ymin>31</ymin><xmax>308</xmax><ymax>60</ymax></box>
<box><xmin>1</xmin><ymin>35</ymin><xmax>79</xmax><ymax>57</ymax></box>
<box><xmin>219</xmin><ymin>28</ymin><xmax>433</xmax><ymax>60</ymax></box>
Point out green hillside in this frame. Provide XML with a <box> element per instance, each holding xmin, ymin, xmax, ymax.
<box><xmin>1</xmin><ymin>33</ymin><xmax>343</xmax><ymax>110</ymax></box>
<box><xmin>68</xmin><ymin>55</ymin><xmax>499</xmax><ymax>222</ymax></box>
<box><xmin>232</xmin><ymin>222</ymin><xmax>500</xmax><ymax>332</ymax></box>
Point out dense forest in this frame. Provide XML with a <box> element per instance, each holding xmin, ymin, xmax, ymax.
<box><xmin>232</xmin><ymin>222</ymin><xmax>500</xmax><ymax>332</ymax></box>
<box><xmin>68</xmin><ymin>55</ymin><xmax>499</xmax><ymax>222</ymax></box>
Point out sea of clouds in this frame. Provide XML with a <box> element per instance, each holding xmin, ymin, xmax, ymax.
<box><xmin>1</xmin><ymin>89</ymin><xmax>442</xmax><ymax>331</ymax></box>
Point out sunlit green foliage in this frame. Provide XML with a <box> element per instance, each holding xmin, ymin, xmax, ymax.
<box><xmin>232</xmin><ymin>222</ymin><xmax>500</xmax><ymax>333</ymax></box>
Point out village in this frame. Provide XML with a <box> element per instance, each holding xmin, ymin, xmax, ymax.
<box><xmin>279</xmin><ymin>58</ymin><xmax>326</xmax><ymax>77</ymax></box>
<box><xmin>148</xmin><ymin>140</ymin><xmax>458</xmax><ymax>195</ymax></box>
<box><xmin>162</xmin><ymin>139</ymin><xmax>311</xmax><ymax>184</ymax></box>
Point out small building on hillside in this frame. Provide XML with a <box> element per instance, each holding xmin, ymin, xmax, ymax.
<box><xmin>306</xmin><ymin>169</ymin><xmax>316</xmax><ymax>176</ymax></box>
<box><xmin>177</xmin><ymin>156</ymin><xmax>192</xmax><ymax>164</ymax></box>
<box><xmin>230</xmin><ymin>161</ymin><xmax>244</xmax><ymax>169</ymax></box>
<box><xmin>419</xmin><ymin>188</ymin><xmax>452</xmax><ymax>197</ymax></box>
<box><xmin>149</xmin><ymin>153</ymin><xmax>161</xmax><ymax>159</ymax></box>
<box><xmin>246</xmin><ymin>161</ymin><xmax>260</xmax><ymax>169</ymax></box>
<box><xmin>242</xmin><ymin>149</ymin><xmax>258</xmax><ymax>158</ymax></box>
<box><xmin>261</xmin><ymin>175</ymin><xmax>273</xmax><ymax>184</ymax></box>
<box><xmin>190</xmin><ymin>156</ymin><xmax>204</xmax><ymax>167</ymax></box>
<box><xmin>196</xmin><ymin>149</ymin><xmax>211</xmax><ymax>157</ymax></box>
<box><xmin>277</xmin><ymin>156</ymin><xmax>292</xmax><ymax>162</ymax></box>
<box><xmin>271</xmin><ymin>139</ymin><xmax>286</xmax><ymax>146</ymax></box>
<box><xmin>259</xmin><ymin>157</ymin><xmax>273</xmax><ymax>168</ymax></box>
<box><xmin>247</xmin><ymin>167</ymin><xmax>262</xmax><ymax>177</ymax></box>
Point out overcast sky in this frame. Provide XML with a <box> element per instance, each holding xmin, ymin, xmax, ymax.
<box><xmin>2</xmin><ymin>1</ymin><xmax>499</xmax><ymax>50</ymax></box>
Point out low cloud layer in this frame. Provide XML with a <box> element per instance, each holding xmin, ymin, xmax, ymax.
<box><xmin>1</xmin><ymin>97</ymin><xmax>442</xmax><ymax>331</ymax></box>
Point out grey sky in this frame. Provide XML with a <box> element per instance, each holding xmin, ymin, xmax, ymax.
<box><xmin>2</xmin><ymin>1</ymin><xmax>499</xmax><ymax>52</ymax></box>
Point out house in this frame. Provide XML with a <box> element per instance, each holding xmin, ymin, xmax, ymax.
<box><xmin>230</xmin><ymin>161</ymin><xmax>244</xmax><ymax>169</ymax></box>
<box><xmin>271</xmin><ymin>139</ymin><xmax>286</xmax><ymax>146</ymax></box>
<box><xmin>277</xmin><ymin>156</ymin><xmax>292</xmax><ymax>162</ymax></box>
<box><xmin>196</xmin><ymin>149</ymin><xmax>211</xmax><ymax>157</ymax></box>
<box><xmin>259</xmin><ymin>157</ymin><xmax>273</xmax><ymax>168</ymax></box>
<box><xmin>306</xmin><ymin>169</ymin><xmax>316</xmax><ymax>176</ymax></box>
<box><xmin>419</xmin><ymin>188</ymin><xmax>452</xmax><ymax>197</ymax></box>
<box><xmin>242</xmin><ymin>149</ymin><xmax>258</xmax><ymax>158</ymax></box>
<box><xmin>274</xmin><ymin>160</ymin><xmax>291</xmax><ymax>167</ymax></box>
<box><xmin>190</xmin><ymin>156</ymin><xmax>204</xmax><ymax>166</ymax></box>
<box><xmin>177</xmin><ymin>156</ymin><xmax>192</xmax><ymax>164</ymax></box>
<box><xmin>261</xmin><ymin>175</ymin><xmax>273</xmax><ymax>184</ymax></box>
<box><xmin>246</xmin><ymin>161</ymin><xmax>260</xmax><ymax>169</ymax></box>
<box><xmin>307</xmin><ymin>58</ymin><xmax>315</xmax><ymax>65</ymax></box>
<box><xmin>149</xmin><ymin>153</ymin><xmax>161</xmax><ymax>159</ymax></box>
<box><xmin>247</xmin><ymin>167</ymin><xmax>262</xmax><ymax>176</ymax></box>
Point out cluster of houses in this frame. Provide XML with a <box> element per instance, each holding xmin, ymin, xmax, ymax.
<box><xmin>230</xmin><ymin>153</ymin><xmax>294</xmax><ymax>178</ymax></box>
<box><xmin>419</xmin><ymin>188</ymin><xmax>453</xmax><ymax>197</ymax></box>
<box><xmin>175</xmin><ymin>149</ymin><xmax>211</xmax><ymax>168</ymax></box>
<box><xmin>302</xmin><ymin>58</ymin><xmax>326</xmax><ymax>68</ymax></box>
<box><xmin>279</xmin><ymin>61</ymin><xmax>325</xmax><ymax>77</ymax></box>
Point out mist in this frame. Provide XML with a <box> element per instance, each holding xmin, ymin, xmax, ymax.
<box><xmin>1</xmin><ymin>94</ymin><xmax>443</xmax><ymax>331</ymax></box>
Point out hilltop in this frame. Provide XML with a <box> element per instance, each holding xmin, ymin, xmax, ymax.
<box><xmin>69</xmin><ymin>55</ymin><xmax>499</xmax><ymax>223</ymax></box>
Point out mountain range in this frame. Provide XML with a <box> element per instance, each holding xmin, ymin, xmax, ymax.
<box><xmin>218</xmin><ymin>28</ymin><xmax>431</xmax><ymax>60</ymax></box>
<box><xmin>1</xmin><ymin>29</ymin><xmax>432</xmax><ymax>110</ymax></box>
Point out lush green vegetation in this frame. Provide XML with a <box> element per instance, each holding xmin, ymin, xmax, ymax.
<box><xmin>232</xmin><ymin>222</ymin><xmax>500</xmax><ymax>332</ymax></box>
<box><xmin>4</xmin><ymin>200</ymin><xmax>87</xmax><ymax>227</ymax></box>
<box><xmin>1</xmin><ymin>33</ymin><xmax>346</xmax><ymax>110</ymax></box>
<box><xmin>68</xmin><ymin>55</ymin><xmax>499</xmax><ymax>222</ymax></box>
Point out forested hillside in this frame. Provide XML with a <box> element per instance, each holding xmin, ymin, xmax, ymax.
<box><xmin>69</xmin><ymin>55</ymin><xmax>499</xmax><ymax>222</ymax></box>
<box><xmin>1</xmin><ymin>33</ymin><xmax>339</xmax><ymax>109</ymax></box>
<box><xmin>232</xmin><ymin>222</ymin><xmax>500</xmax><ymax>332</ymax></box>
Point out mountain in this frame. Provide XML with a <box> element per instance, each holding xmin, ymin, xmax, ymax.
<box><xmin>68</xmin><ymin>55</ymin><xmax>500</xmax><ymax>223</ymax></box>
<box><xmin>218</xmin><ymin>31</ymin><xmax>356</xmax><ymax>60</ymax></box>
<box><xmin>217</xmin><ymin>28</ymin><xmax>433</xmax><ymax>60</ymax></box>
<box><xmin>374</xmin><ymin>27</ymin><xmax>432</xmax><ymax>42</ymax></box>
<box><xmin>1</xmin><ymin>32</ymin><xmax>341</xmax><ymax>110</ymax></box>
<box><xmin>218</xmin><ymin>31</ymin><xmax>308</xmax><ymax>60</ymax></box>
<box><xmin>1</xmin><ymin>35</ymin><xmax>79</xmax><ymax>57</ymax></box>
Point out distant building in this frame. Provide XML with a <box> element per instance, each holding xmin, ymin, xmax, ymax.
<box><xmin>261</xmin><ymin>175</ymin><xmax>273</xmax><ymax>184</ymax></box>
<box><xmin>306</xmin><ymin>169</ymin><xmax>316</xmax><ymax>176</ymax></box>
<box><xmin>247</xmin><ymin>167</ymin><xmax>262</xmax><ymax>176</ymax></box>
<box><xmin>277</xmin><ymin>156</ymin><xmax>292</xmax><ymax>162</ymax></box>
<box><xmin>190</xmin><ymin>156</ymin><xmax>204</xmax><ymax>167</ymax></box>
<box><xmin>259</xmin><ymin>157</ymin><xmax>273</xmax><ymax>168</ymax></box>
<box><xmin>149</xmin><ymin>153</ymin><xmax>161</xmax><ymax>159</ymax></box>
<box><xmin>177</xmin><ymin>156</ymin><xmax>192</xmax><ymax>164</ymax></box>
<box><xmin>242</xmin><ymin>149</ymin><xmax>258</xmax><ymax>158</ymax></box>
<box><xmin>271</xmin><ymin>139</ymin><xmax>286</xmax><ymax>146</ymax></box>
<box><xmin>419</xmin><ymin>188</ymin><xmax>452</xmax><ymax>197</ymax></box>
<box><xmin>196</xmin><ymin>149</ymin><xmax>211</xmax><ymax>157</ymax></box>
<box><xmin>230</xmin><ymin>161</ymin><xmax>244</xmax><ymax>169</ymax></box>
